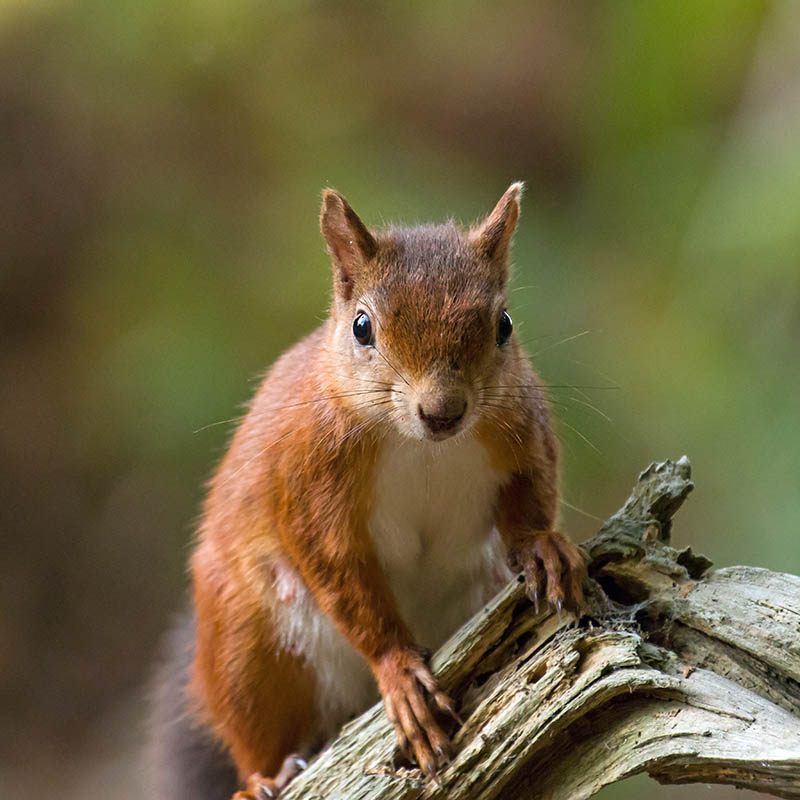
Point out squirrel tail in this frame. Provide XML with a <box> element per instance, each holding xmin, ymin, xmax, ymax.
<box><xmin>146</xmin><ymin>607</ymin><xmax>238</xmax><ymax>800</ymax></box>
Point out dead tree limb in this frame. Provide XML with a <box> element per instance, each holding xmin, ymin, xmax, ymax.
<box><xmin>280</xmin><ymin>457</ymin><xmax>800</xmax><ymax>799</ymax></box>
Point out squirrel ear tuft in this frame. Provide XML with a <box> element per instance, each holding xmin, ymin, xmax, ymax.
<box><xmin>470</xmin><ymin>181</ymin><xmax>523</xmax><ymax>270</ymax></box>
<box><xmin>320</xmin><ymin>189</ymin><xmax>377</xmax><ymax>302</ymax></box>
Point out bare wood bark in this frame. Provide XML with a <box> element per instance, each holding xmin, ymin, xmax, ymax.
<box><xmin>280</xmin><ymin>458</ymin><xmax>800</xmax><ymax>799</ymax></box>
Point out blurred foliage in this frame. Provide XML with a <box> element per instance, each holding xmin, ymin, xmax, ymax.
<box><xmin>1</xmin><ymin>1</ymin><xmax>798</xmax><ymax>797</ymax></box>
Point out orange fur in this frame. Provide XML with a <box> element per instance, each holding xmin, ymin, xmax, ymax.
<box><xmin>187</xmin><ymin>184</ymin><xmax>586</xmax><ymax>797</ymax></box>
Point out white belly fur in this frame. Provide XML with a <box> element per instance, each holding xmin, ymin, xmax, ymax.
<box><xmin>271</xmin><ymin>432</ymin><xmax>511</xmax><ymax>735</ymax></box>
<box><xmin>369</xmin><ymin>433</ymin><xmax>510</xmax><ymax>649</ymax></box>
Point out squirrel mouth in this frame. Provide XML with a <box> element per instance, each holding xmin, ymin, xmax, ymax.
<box><xmin>418</xmin><ymin>407</ymin><xmax>465</xmax><ymax>440</ymax></box>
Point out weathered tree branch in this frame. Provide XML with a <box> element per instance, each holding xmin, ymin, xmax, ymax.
<box><xmin>280</xmin><ymin>457</ymin><xmax>800</xmax><ymax>799</ymax></box>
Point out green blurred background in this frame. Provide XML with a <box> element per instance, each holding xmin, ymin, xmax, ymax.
<box><xmin>2</xmin><ymin>0</ymin><xmax>798</xmax><ymax>796</ymax></box>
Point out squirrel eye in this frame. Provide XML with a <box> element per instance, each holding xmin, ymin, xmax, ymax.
<box><xmin>353</xmin><ymin>311</ymin><xmax>373</xmax><ymax>346</ymax></box>
<box><xmin>496</xmin><ymin>310</ymin><xmax>513</xmax><ymax>346</ymax></box>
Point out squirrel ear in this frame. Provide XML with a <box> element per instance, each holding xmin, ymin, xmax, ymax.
<box><xmin>470</xmin><ymin>181</ymin><xmax>523</xmax><ymax>272</ymax></box>
<box><xmin>320</xmin><ymin>189</ymin><xmax>377</xmax><ymax>302</ymax></box>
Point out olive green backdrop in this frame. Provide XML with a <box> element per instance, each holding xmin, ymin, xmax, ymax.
<box><xmin>2</xmin><ymin>1</ymin><xmax>798</xmax><ymax>797</ymax></box>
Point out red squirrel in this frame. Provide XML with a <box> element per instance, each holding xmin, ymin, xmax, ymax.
<box><xmin>149</xmin><ymin>183</ymin><xmax>586</xmax><ymax>799</ymax></box>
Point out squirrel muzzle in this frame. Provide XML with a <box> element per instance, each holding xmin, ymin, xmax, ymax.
<box><xmin>416</xmin><ymin>390</ymin><xmax>468</xmax><ymax>439</ymax></box>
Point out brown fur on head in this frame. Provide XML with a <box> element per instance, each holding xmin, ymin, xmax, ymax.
<box><xmin>320</xmin><ymin>183</ymin><xmax>524</xmax><ymax>442</ymax></box>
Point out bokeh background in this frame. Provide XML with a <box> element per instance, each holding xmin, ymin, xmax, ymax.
<box><xmin>2</xmin><ymin>1</ymin><xmax>799</xmax><ymax>797</ymax></box>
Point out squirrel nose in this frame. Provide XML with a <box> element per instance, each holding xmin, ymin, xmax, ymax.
<box><xmin>417</xmin><ymin>397</ymin><xmax>467</xmax><ymax>435</ymax></box>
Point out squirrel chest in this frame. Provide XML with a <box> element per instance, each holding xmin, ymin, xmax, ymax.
<box><xmin>368</xmin><ymin>431</ymin><xmax>509</xmax><ymax>648</ymax></box>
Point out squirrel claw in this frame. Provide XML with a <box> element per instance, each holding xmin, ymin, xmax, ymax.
<box><xmin>233</xmin><ymin>779</ymin><xmax>275</xmax><ymax>800</ymax></box>
<box><xmin>422</xmin><ymin>756</ymin><xmax>445</xmax><ymax>787</ymax></box>
<box><xmin>435</xmin><ymin>744</ymin><xmax>451</xmax><ymax>766</ymax></box>
<box><xmin>394</xmin><ymin>733</ymin><xmax>413</xmax><ymax>766</ymax></box>
<box><xmin>530</xmin><ymin>584</ymin><xmax>540</xmax><ymax>614</ymax></box>
<box><xmin>518</xmin><ymin>530</ymin><xmax>587</xmax><ymax>615</ymax></box>
<box><xmin>235</xmin><ymin>754</ymin><xmax>306</xmax><ymax>800</ymax></box>
<box><xmin>435</xmin><ymin>695</ymin><xmax>463</xmax><ymax>727</ymax></box>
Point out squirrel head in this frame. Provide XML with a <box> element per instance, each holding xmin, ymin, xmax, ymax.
<box><xmin>320</xmin><ymin>183</ymin><xmax>523</xmax><ymax>443</ymax></box>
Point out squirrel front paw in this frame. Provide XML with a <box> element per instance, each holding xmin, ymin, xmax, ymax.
<box><xmin>374</xmin><ymin>648</ymin><xmax>461</xmax><ymax>778</ymax></box>
<box><xmin>512</xmin><ymin>530</ymin><xmax>586</xmax><ymax>614</ymax></box>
